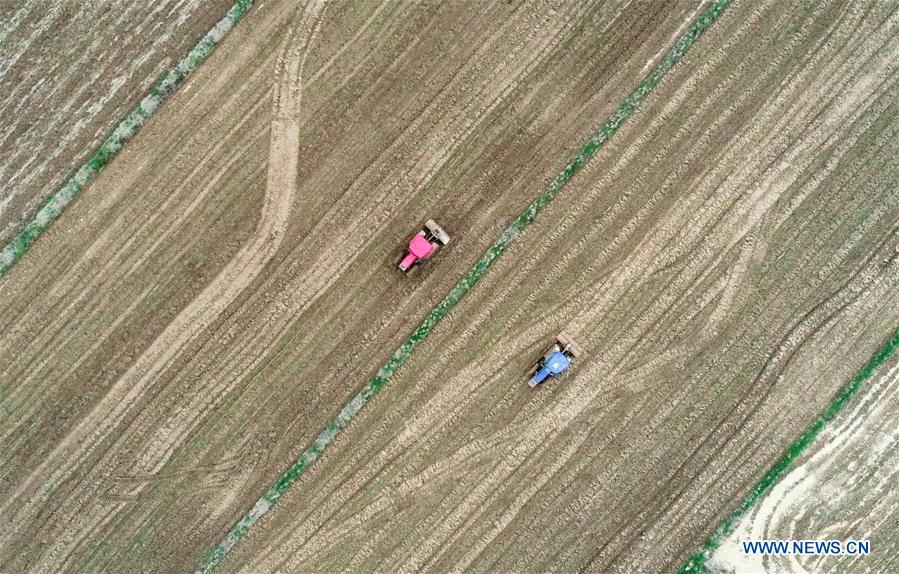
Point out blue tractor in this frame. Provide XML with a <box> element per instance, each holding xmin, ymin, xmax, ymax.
<box><xmin>528</xmin><ymin>332</ymin><xmax>581</xmax><ymax>388</ymax></box>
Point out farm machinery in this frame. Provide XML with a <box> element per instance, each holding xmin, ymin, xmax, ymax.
<box><xmin>398</xmin><ymin>219</ymin><xmax>450</xmax><ymax>272</ymax></box>
<box><xmin>528</xmin><ymin>332</ymin><xmax>581</xmax><ymax>388</ymax></box>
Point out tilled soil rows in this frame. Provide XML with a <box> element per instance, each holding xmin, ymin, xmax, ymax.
<box><xmin>711</xmin><ymin>344</ymin><xmax>899</xmax><ymax>573</ymax></box>
<box><xmin>1</xmin><ymin>0</ymin><xmax>897</xmax><ymax>573</ymax></box>
<box><xmin>0</xmin><ymin>0</ymin><xmax>236</xmax><ymax>245</ymax></box>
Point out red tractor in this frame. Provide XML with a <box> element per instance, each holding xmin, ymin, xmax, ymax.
<box><xmin>398</xmin><ymin>219</ymin><xmax>450</xmax><ymax>272</ymax></box>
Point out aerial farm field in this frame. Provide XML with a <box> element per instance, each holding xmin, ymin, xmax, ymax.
<box><xmin>0</xmin><ymin>0</ymin><xmax>897</xmax><ymax>573</ymax></box>
<box><xmin>0</xmin><ymin>0</ymin><xmax>235</xmax><ymax>244</ymax></box>
<box><xmin>711</xmin><ymin>349</ymin><xmax>899</xmax><ymax>574</ymax></box>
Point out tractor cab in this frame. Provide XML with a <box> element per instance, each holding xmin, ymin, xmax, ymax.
<box><xmin>399</xmin><ymin>219</ymin><xmax>450</xmax><ymax>272</ymax></box>
<box><xmin>529</xmin><ymin>332</ymin><xmax>581</xmax><ymax>388</ymax></box>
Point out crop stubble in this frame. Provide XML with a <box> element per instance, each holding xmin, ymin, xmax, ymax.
<box><xmin>220</xmin><ymin>1</ymin><xmax>899</xmax><ymax>572</ymax></box>
<box><xmin>0</xmin><ymin>0</ymin><xmax>711</xmax><ymax>571</ymax></box>
<box><xmin>0</xmin><ymin>0</ymin><xmax>236</xmax><ymax>245</ymax></box>
<box><xmin>0</xmin><ymin>0</ymin><xmax>897</xmax><ymax>573</ymax></box>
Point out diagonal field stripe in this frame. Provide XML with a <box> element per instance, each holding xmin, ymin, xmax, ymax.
<box><xmin>679</xmin><ymin>327</ymin><xmax>899</xmax><ymax>573</ymax></box>
<box><xmin>0</xmin><ymin>0</ymin><xmax>257</xmax><ymax>277</ymax></box>
<box><xmin>197</xmin><ymin>1</ymin><xmax>734</xmax><ymax>570</ymax></box>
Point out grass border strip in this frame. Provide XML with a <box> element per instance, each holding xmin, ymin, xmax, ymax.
<box><xmin>679</xmin><ymin>327</ymin><xmax>899</xmax><ymax>573</ymax></box>
<box><xmin>197</xmin><ymin>1</ymin><xmax>733</xmax><ymax>570</ymax></box>
<box><xmin>0</xmin><ymin>0</ymin><xmax>257</xmax><ymax>276</ymax></box>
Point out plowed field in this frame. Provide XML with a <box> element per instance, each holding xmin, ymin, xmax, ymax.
<box><xmin>1</xmin><ymin>1</ymin><xmax>897</xmax><ymax>573</ymax></box>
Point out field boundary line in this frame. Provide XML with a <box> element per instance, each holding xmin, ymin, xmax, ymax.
<box><xmin>679</xmin><ymin>327</ymin><xmax>899</xmax><ymax>573</ymax></box>
<box><xmin>197</xmin><ymin>1</ymin><xmax>733</xmax><ymax>570</ymax></box>
<box><xmin>0</xmin><ymin>0</ymin><xmax>257</xmax><ymax>276</ymax></box>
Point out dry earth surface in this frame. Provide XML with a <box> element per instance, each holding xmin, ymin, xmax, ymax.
<box><xmin>710</xmin><ymin>352</ymin><xmax>899</xmax><ymax>574</ymax></box>
<box><xmin>1</xmin><ymin>0</ymin><xmax>898</xmax><ymax>573</ymax></box>
<box><xmin>0</xmin><ymin>0</ymin><xmax>235</xmax><ymax>244</ymax></box>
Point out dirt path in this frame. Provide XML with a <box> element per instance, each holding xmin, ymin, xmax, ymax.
<box><xmin>0</xmin><ymin>4</ymin><xmax>327</xmax><ymax>569</ymax></box>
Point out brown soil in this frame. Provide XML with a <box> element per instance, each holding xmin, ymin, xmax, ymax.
<box><xmin>0</xmin><ymin>0</ymin><xmax>897</xmax><ymax>573</ymax></box>
<box><xmin>0</xmin><ymin>0</ymin><xmax>235</xmax><ymax>243</ymax></box>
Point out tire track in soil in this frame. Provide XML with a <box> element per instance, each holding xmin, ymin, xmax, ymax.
<box><xmin>680</xmin><ymin>329</ymin><xmax>899</xmax><ymax>574</ymax></box>
<box><xmin>235</xmin><ymin>2</ymin><xmax>899</xmax><ymax>571</ymax></box>
<box><xmin>0</xmin><ymin>0</ymin><xmax>407</xmax><ymax>434</ymax></box>
<box><xmin>1</xmin><ymin>3</ymin><xmax>328</xmax><ymax>570</ymax></box>
<box><xmin>0</xmin><ymin>0</ymin><xmax>257</xmax><ymax>275</ymax></box>
<box><xmin>197</xmin><ymin>1</ymin><xmax>732</xmax><ymax>570</ymax></box>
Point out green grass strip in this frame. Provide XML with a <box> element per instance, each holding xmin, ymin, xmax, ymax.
<box><xmin>0</xmin><ymin>0</ymin><xmax>257</xmax><ymax>276</ymax></box>
<box><xmin>679</xmin><ymin>327</ymin><xmax>899</xmax><ymax>573</ymax></box>
<box><xmin>197</xmin><ymin>1</ymin><xmax>732</xmax><ymax>571</ymax></box>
